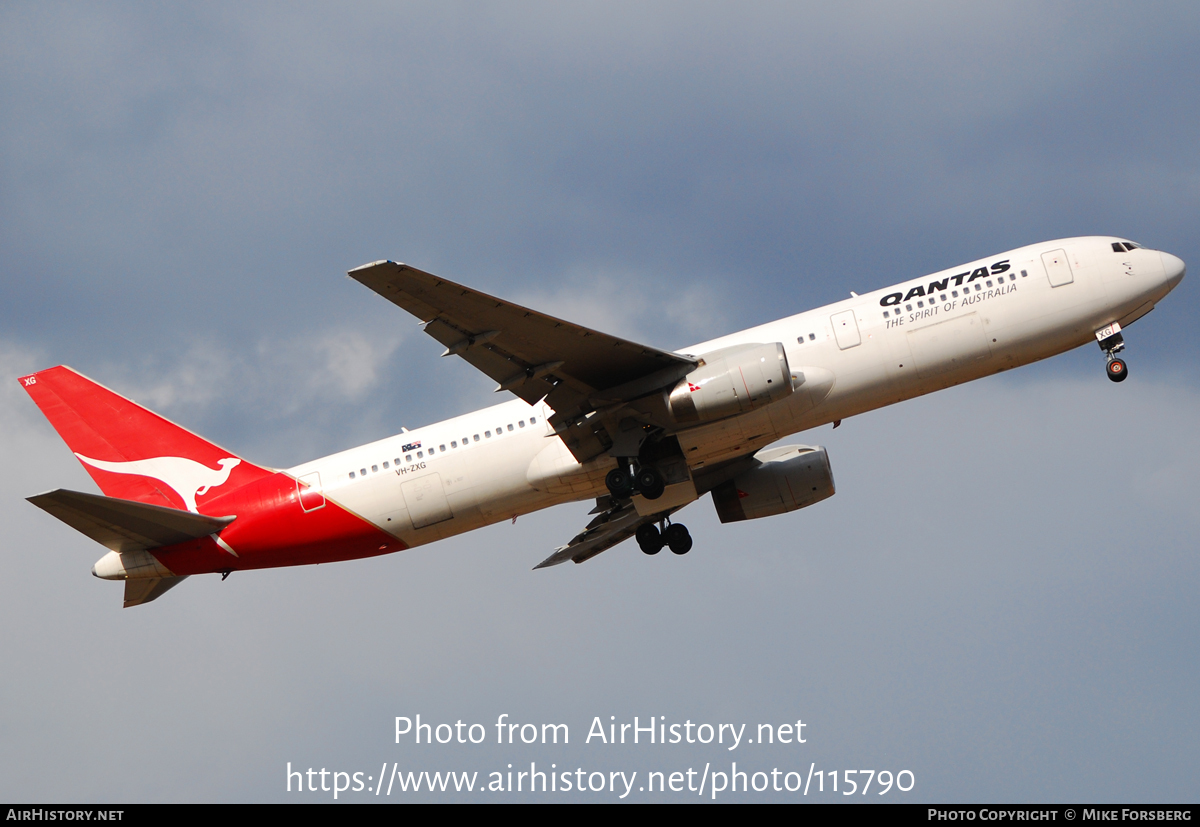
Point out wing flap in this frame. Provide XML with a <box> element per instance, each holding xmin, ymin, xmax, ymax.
<box><xmin>534</xmin><ymin>499</ymin><xmax>685</xmax><ymax>569</ymax></box>
<box><xmin>28</xmin><ymin>489</ymin><xmax>235</xmax><ymax>553</ymax></box>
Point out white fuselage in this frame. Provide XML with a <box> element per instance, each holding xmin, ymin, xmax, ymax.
<box><xmin>289</xmin><ymin>237</ymin><xmax>1183</xmax><ymax>550</ymax></box>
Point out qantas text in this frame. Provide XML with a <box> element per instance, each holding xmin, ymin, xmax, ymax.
<box><xmin>880</xmin><ymin>260</ymin><xmax>1011</xmax><ymax>306</ymax></box>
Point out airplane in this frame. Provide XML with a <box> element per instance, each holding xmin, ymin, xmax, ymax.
<box><xmin>19</xmin><ymin>236</ymin><xmax>1185</xmax><ymax>607</ymax></box>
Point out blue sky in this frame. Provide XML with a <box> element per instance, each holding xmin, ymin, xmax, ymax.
<box><xmin>2</xmin><ymin>2</ymin><xmax>1197</xmax><ymax>801</ymax></box>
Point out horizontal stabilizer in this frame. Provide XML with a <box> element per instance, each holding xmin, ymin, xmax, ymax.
<box><xmin>28</xmin><ymin>489</ymin><xmax>235</xmax><ymax>553</ymax></box>
<box><xmin>124</xmin><ymin>576</ymin><xmax>188</xmax><ymax>608</ymax></box>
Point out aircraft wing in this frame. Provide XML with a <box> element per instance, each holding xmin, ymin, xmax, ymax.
<box><xmin>349</xmin><ymin>261</ymin><xmax>697</xmax><ymax>461</ymax></box>
<box><xmin>533</xmin><ymin>499</ymin><xmax>685</xmax><ymax>568</ymax></box>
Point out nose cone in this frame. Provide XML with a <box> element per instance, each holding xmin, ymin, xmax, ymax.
<box><xmin>1160</xmin><ymin>251</ymin><xmax>1186</xmax><ymax>290</ymax></box>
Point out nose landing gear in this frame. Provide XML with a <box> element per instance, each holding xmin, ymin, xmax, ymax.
<box><xmin>1096</xmin><ymin>322</ymin><xmax>1128</xmax><ymax>383</ymax></box>
<box><xmin>1106</xmin><ymin>357</ymin><xmax>1127</xmax><ymax>382</ymax></box>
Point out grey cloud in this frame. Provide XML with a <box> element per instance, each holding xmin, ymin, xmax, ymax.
<box><xmin>3</xmin><ymin>5</ymin><xmax>1197</xmax><ymax>353</ymax></box>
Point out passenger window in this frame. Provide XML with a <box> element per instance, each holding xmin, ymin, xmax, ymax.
<box><xmin>405</xmin><ymin>454</ymin><xmax>412</xmax><ymax>462</ymax></box>
<box><xmin>917</xmin><ymin>300</ymin><xmax>924</xmax><ymax>308</ymax></box>
<box><xmin>952</xmin><ymin>290</ymin><xmax>958</xmax><ymax>297</ymax></box>
<box><xmin>439</xmin><ymin>444</ymin><xmax>446</xmax><ymax>452</ymax></box>
<box><xmin>807</xmin><ymin>333</ymin><xmax>815</xmax><ymax>341</ymax></box>
<box><xmin>882</xmin><ymin>311</ymin><xmax>889</xmax><ymax>318</ymax></box>
<box><xmin>451</xmin><ymin>441</ymin><xmax>457</xmax><ymax>448</ymax></box>
<box><xmin>1021</xmin><ymin>269</ymin><xmax>1028</xmax><ymax>277</ymax></box>
<box><xmin>530</xmin><ymin>417</ymin><xmax>537</xmax><ymax>424</ymax></box>
<box><xmin>382</xmin><ymin>461</ymin><xmax>389</xmax><ymax>469</ymax></box>
<box><xmin>371</xmin><ymin>465</ymin><xmax>378</xmax><ymax>472</ymax></box>
<box><xmin>485</xmin><ymin>431</ymin><xmax>491</xmax><ymax>438</ymax></box>
<box><xmin>417</xmin><ymin>451</ymin><xmax>423</xmax><ymax>458</ymax></box>
<box><xmin>985</xmin><ymin>280</ymin><xmax>992</xmax><ymax>288</ymax></box>
<box><xmin>349</xmin><ymin>471</ymin><xmax>356</xmax><ymax>479</ymax></box>
<box><xmin>507</xmin><ymin>424</ymin><xmax>514</xmax><ymax>432</ymax></box>
<box><xmin>905</xmin><ymin>304</ymin><xmax>912</xmax><ymax>311</ymax></box>
<box><xmin>360</xmin><ymin>468</ymin><xmax>367</xmax><ymax>476</ymax></box>
<box><xmin>974</xmin><ymin>284</ymin><xmax>982</xmax><ymax>291</ymax></box>
<box><xmin>518</xmin><ymin>420</ymin><xmax>525</xmax><ymax>428</ymax></box>
<box><xmin>940</xmin><ymin>294</ymin><xmax>947</xmax><ymax>301</ymax></box>
<box><xmin>797</xmin><ymin>336</ymin><xmax>805</xmax><ymax>343</ymax></box>
<box><xmin>474</xmin><ymin>434</ymin><xmax>480</xmax><ymax>442</ymax></box>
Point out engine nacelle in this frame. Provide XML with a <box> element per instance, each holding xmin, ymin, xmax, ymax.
<box><xmin>711</xmin><ymin>444</ymin><xmax>835</xmax><ymax>523</ymax></box>
<box><xmin>666</xmin><ymin>342</ymin><xmax>792</xmax><ymax>424</ymax></box>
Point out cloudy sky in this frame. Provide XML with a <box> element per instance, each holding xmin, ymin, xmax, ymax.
<box><xmin>2</xmin><ymin>2</ymin><xmax>1197</xmax><ymax>802</ymax></box>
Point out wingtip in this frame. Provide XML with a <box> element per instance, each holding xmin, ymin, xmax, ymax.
<box><xmin>347</xmin><ymin>260</ymin><xmax>404</xmax><ymax>277</ymax></box>
<box><xmin>533</xmin><ymin>547</ymin><xmax>571</xmax><ymax>569</ymax></box>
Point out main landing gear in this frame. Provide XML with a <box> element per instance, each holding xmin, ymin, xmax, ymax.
<box><xmin>608</xmin><ymin>455</ymin><xmax>690</xmax><ymax>558</ymax></box>
<box><xmin>605</xmin><ymin>462</ymin><xmax>665</xmax><ymax>500</ymax></box>
<box><xmin>636</xmin><ymin>520</ymin><xmax>693</xmax><ymax>556</ymax></box>
<box><xmin>1096</xmin><ymin>323</ymin><xmax>1128</xmax><ymax>383</ymax></box>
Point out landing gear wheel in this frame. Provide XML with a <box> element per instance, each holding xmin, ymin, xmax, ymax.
<box><xmin>606</xmin><ymin>468</ymin><xmax>634</xmax><ymax>498</ymax></box>
<box><xmin>636</xmin><ymin>523</ymin><xmax>663</xmax><ymax>555</ymax></box>
<box><xmin>1106</xmin><ymin>358</ymin><xmax>1128</xmax><ymax>383</ymax></box>
<box><xmin>635</xmin><ymin>467</ymin><xmax>665</xmax><ymax>500</ymax></box>
<box><xmin>663</xmin><ymin>523</ymin><xmax>692</xmax><ymax>555</ymax></box>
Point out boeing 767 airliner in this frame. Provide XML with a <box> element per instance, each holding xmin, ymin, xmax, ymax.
<box><xmin>20</xmin><ymin>236</ymin><xmax>1185</xmax><ymax>606</ymax></box>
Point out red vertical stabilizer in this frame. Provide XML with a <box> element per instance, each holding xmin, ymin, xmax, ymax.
<box><xmin>21</xmin><ymin>366</ymin><xmax>404</xmax><ymax>581</ymax></box>
<box><xmin>18</xmin><ymin>366</ymin><xmax>273</xmax><ymax>513</ymax></box>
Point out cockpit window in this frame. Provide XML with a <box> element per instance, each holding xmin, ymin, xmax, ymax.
<box><xmin>1112</xmin><ymin>242</ymin><xmax>1127</xmax><ymax>252</ymax></box>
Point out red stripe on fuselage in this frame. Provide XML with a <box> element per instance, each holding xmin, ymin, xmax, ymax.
<box><xmin>150</xmin><ymin>471</ymin><xmax>405</xmax><ymax>575</ymax></box>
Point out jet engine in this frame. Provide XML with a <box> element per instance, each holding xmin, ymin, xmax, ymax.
<box><xmin>665</xmin><ymin>343</ymin><xmax>793</xmax><ymax>424</ymax></box>
<box><xmin>710</xmin><ymin>444</ymin><xmax>834</xmax><ymax>523</ymax></box>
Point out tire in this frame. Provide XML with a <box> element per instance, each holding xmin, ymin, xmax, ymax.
<box><xmin>664</xmin><ymin>523</ymin><xmax>692</xmax><ymax>555</ymax></box>
<box><xmin>1106</xmin><ymin>358</ymin><xmax>1128</xmax><ymax>383</ymax></box>
<box><xmin>636</xmin><ymin>523</ymin><xmax>663</xmax><ymax>555</ymax></box>
<box><xmin>606</xmin><ymin>468</ymin><xmax>634</xmax><ymax>498</ymax></box>
<box><xmin>635</xmin><ymin>467</ymin><xmax>665</xmax><ymax>500</ymax></box>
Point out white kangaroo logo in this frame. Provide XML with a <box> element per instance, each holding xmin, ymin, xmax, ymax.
<box><xmin>75</xmin><ymin>454</ymin><xmax>242</xmax><ymax>513</ymax></box>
